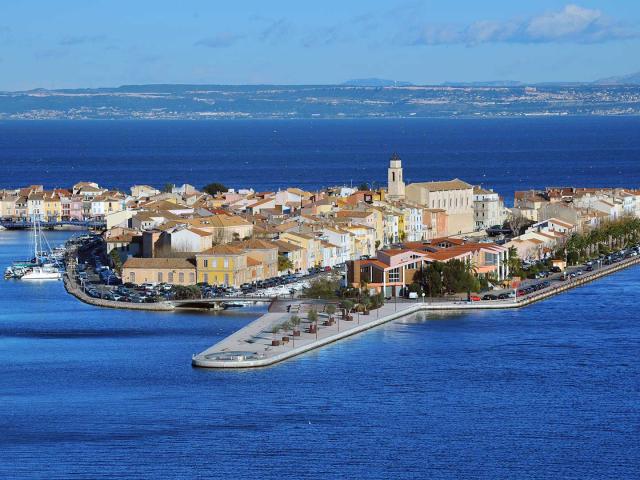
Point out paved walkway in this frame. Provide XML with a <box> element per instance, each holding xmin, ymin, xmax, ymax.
<box><xmin>192</xmin><ymin>254</ymin><xmax>640</xmax><ymax>369</ymax></box>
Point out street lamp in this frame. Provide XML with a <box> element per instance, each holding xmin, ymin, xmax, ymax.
<box><xmin>421</xmin><ymin>292</ymin><xmax>425</xmax><ymax>304</ymax></box>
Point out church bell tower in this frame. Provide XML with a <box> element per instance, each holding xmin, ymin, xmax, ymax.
<box><xmin>387</xmin><ymin>153</ymin><xmax>405</xmax><ymax>201</ymax></box>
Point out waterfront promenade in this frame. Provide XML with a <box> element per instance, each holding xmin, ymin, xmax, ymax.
<box><xmin>193</xmin><ymin>254</ymin><xmax>640</xmax><ymax>368</ymax></box>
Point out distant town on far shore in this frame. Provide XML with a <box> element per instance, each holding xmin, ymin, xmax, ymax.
<box><xmin>1</xmin><ymin>81</ymin><xmax>640</xmax><ymax>120</ymax></box>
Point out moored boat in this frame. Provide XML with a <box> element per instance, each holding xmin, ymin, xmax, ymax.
<box><xmin>21</xmin><ymin>266</ymin><xmax>62</xmax><ymax>281</ymax></box>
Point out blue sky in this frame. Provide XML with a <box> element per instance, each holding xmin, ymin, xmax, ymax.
<box><xmin>1</xmin><ymin>1</ymin><xmax>639</xmax><ymax>89</ymax></box>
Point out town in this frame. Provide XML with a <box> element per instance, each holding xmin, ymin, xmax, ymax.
<box><xmin>3</xmin><ymin>155</ymin><xmax>640</xmax><ymax>303</ymax></box>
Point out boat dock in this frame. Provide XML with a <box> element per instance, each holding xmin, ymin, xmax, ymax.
<box><xmin>192</xmin><ymin>254</ymin><xmax>640</xmax><ymax>369</ymax></box>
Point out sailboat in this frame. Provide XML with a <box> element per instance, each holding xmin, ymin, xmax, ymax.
<box><xmin>20</xmin><ymin>216</ymin><xmax>62</xmax><ymax>281</ymax></box>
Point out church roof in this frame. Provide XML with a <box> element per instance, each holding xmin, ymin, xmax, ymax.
<box><xmin>408</xmin><ymin>178</ymin><xmax>473</xmax><ymax>192</ymax></box>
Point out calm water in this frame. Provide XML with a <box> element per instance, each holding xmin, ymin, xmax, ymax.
<box><xmin>1</xmin><ymin>229</ymin><xmax>639</xmax><ymax>479</ymax></box>
<box><xmin>1</xmin><ymin>117</ymin><xmax>640</xmax><ymax>203</ymax></box>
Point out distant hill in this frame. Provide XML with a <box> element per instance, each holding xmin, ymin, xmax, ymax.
<box><xmin>441</xmin><ymin>80</ymin><xmax>523</xmax><ymax>87</ymax></box>
<box><xmin>341</xmin><ymin>78</ymin><xmax>413</xmax><ymax>87</ymax></box>
<box><xmin>1</xmin><ymin>83</ymin><xmax>639</xmax><ymax>119</ymax></box>
<box><xmin>594</xmin><ymin>71</ymin><xmax>640</xmax><ymax>85</ymax></box>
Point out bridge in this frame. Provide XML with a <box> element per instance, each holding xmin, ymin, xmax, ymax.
<box><xmin>0</xmin><ymin>219</ymin><xmax>106</xmax><ymax>229</ymax></box>
<box><xmin>171</xmin><ymin>296</ymin><xmax>281</xmax><ymax>310</ymax></box>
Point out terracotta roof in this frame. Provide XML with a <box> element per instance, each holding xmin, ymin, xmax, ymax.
<box><xmin>123</xmin><ymin>257</ymin><xmax>195</xmax><ymax>269</ymax></box>
<box><xmin>359</xmin><ymin>259</ymin><xmax>389</xmax><ymax>269</ymax></box>
<box><xmin>199</xmin><ymin>245</ymin><xmax>245</xmax><ymax>256</ymax></box>
<box><xmin>274</xmin><ymin>240</ymin><xmax>303</xmax><ymax>252</ymax></box>
<box><xmin>336</xmin><ymin>210</ymin><xmax>372</xmax><ymax>218</ymax></box>
<box><xmin>409</xmin><ymin>178</ymin><xmax>472</xmax><ymax>191</ymax></box>
<box><xmin>234</xmin><ymin>239</ymin><xmax>278</xmax><ymax>250</ymax></box>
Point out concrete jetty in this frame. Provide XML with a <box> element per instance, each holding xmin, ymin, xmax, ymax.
<box><xmin>192</xmin><ymin>255</ymin><xmax>640</xmax><ymax>369</ymax></box>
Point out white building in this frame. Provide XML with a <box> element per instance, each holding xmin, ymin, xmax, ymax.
<box><xmin>321</xmin><ymin>226</ymin><xmax>353</xmax><ymax>263</ymax></box>
<box><xmin>405</xmin><ymin>178</ymin><xmax>475</xmax><ymax>236</ymax></box>
<box><xmin>473</xmin><ymin>186</ymin><xmax>505</xmax><ymax>231</ymax></box>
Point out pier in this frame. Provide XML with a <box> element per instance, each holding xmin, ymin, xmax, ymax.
<box><xmin>192</xmin><ymin>254</ymin><xmax>640</xmax><ymax>369</ymax></box>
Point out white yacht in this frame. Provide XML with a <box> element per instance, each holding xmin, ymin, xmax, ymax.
<box><xmin>7</xmin><ymin>216</ymin><xmax>63</xmax><ymax>281</ymax></box>
<box><xmin>22</xmin><ymin>266</ymin><xmax>62</xmax><ymax>281</ymax></box>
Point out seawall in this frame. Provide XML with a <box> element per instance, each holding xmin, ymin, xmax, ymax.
<box><xmin>63</xmin><ymin>273</ymin><xmax>175</xmax><ymax>312</ymax></box>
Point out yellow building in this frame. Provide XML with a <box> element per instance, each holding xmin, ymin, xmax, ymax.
<box><xmin>43</xmin><ymin>192</ymin><xmax>63</xmax><ymax>222</ymax></box>
<box><xmin>279</xmin><ymin>231</ymin><xmax>322</xmax><ymax>270</ymax></box>
<box><xmin>196</xmin><ymin>245</ymin><xmax>250</xmax><ymax>287</ymax></box>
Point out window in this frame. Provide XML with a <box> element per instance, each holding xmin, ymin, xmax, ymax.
<box><xmin>179</xmin><ymin>272</ymin><xmax>184</xmax><ymax>283</ymax></box>
<box><xmin>224</xmin><ymin>258</ymin><xmax>229</xmax><ymax>268</ymax></box>
<box><xmin>130</xmin><ymin>272</ymin><xmax>135</xmax><ymax>282</ymax></box>
<box><xmin>224</xmin><ymin>273</ymin><xmax>229</xmax><ymax>285</ymax></box>
<box><xmin>158</xmin><ymin>272</ymin><xmax>163</xmax><ymax>282</ymax></box>
<box><xmin>388</xmin><ymin>268</ymin><xmax>400</xmax><ymax>282</ymax></box>
<box><xmin>168</xmin><ymin>271</ymin><xmax>174</xmax><ymax>282</ymax></box>
<box><xmin>203</xmin><ymin>259</ymin><xmax>208</xmax><ymax>268</ymax></box>
<box><xmin>189</xmin><ymin>272</ymin><xmax>195</xmax><ymax>284</ymax></box>
<box><xmin>203</xmin><ymin>273</ymin><xmax>208</xmax><ymax>284</ymax></box>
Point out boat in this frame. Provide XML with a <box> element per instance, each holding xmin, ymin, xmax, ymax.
<box><xmin>22</xmin><ymin>266</ymin><xmax>62</xmax><ymax>281</ymax></box>
<box><xmin>4</xmin><ymin>216</ymin><xmax>63</xmax><ymax>281</ymax></box>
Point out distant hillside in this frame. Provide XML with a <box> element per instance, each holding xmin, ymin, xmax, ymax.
<box><xmin>595</xmin><ymin>71</ymin><xmax>640</xmax><ymax>85</ymax></box>
<box><xmin>341</xmin><ymin>78</ymin><xmax>413</xmax><ymax>87</ymax></box>
<box><xmin>441</xmin><ymin>80</ymin><xmax>523</xmax><ymax>87</ymax></box>
<box><xmin>1</xmin><ymin>83</ymin><xmax>639</xmax><ymax>119</ymax></box>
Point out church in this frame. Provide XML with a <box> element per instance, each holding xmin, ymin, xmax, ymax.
<box><xmin>386</xmin><ymin>154</ymin><xmax>475</xmax><ymax>236</ymax></box>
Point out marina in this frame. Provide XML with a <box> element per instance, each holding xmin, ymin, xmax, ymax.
<box><xmin>4</xmin><ymin>217</ymin><xmax>65</xmax><ymax>281</ymax></box>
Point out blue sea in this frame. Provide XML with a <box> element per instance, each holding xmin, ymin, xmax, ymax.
<box><xmin>1</xmin><ymin>117</ymin><xmax>640</xmax><ymax>203</ymax></box>
<box><xmin>1</xmin><ymin>118</ymin><xmax>640</xmax><ymax>479</ymax></box>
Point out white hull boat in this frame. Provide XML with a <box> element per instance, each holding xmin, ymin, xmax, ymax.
<box><xmin>21</xmin><ymin>267</ymin><xmax>62</xmax><ymax>281</ymax></box>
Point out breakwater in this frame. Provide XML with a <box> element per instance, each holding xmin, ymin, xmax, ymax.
<box><xmin>193</xmin><ymin>254</ymin><xmax>640</xmax><ymax>369</ymax></box>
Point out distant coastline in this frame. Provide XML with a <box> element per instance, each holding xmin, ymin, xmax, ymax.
<box><xmin>1</xmin><ymin>84</ymin><xmax>639</xmax><ymax>120</ymax></box>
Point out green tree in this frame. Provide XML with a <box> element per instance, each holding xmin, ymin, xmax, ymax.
<box><xmin>307</xmin><ymin>308</ymin><xmax>319</xmax><ymax>340</ymax></box>
<box><xmin>303</xmin><ymin>278</ymin><xmax>340</xmax><ymax>299</ymax></box>
<box><xmin>414</xmin><ymin>263</ymin><xmax>444</xmax><ymax>297</ymax></box>
<box><xmin>163</xmin><ymin>183</ymin><xmax>174</xmax><ymax>193</ymax></box>
<box><xmin>202</xmin><ymin>182</ymin><xmax>228</xmax><ymax>196</ymax></box>
<box><xmin>339</xmin><ymin>299</ymin><xmax>354</xmax><ymax>313</ymax></box>
<box><xmin>173</xmin><ymin>285</ymin><xmax>202</xmax><ymax>300</ymax></box>
<box><xmin>278</xmin><ymin>254</ymin><xmax>294</xmax><ymax>272</ymax></box>
<box><xmin>271</xmin><ymin>324</ymin><xmax>281</xmax><ymax>343</ymax></box>
<box><xmin>109</xmin><ymin>249</ymin><xmax>123</xmax><ymax>275</ymax></box>
<box><xmin>357</xmin><ymin>182</ymin><xmax>369</xmax><ymax>191</ymax></box>
<box><xmin>326</xmin><ymin>304</ymin><xmax>336</xmax><ymax>319</ymax></box>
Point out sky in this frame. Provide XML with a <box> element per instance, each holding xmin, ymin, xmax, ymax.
<box><xmin>0</xmin><ymin>0</ymin><xmax>639</xmax><ymax>90</ymax></box>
